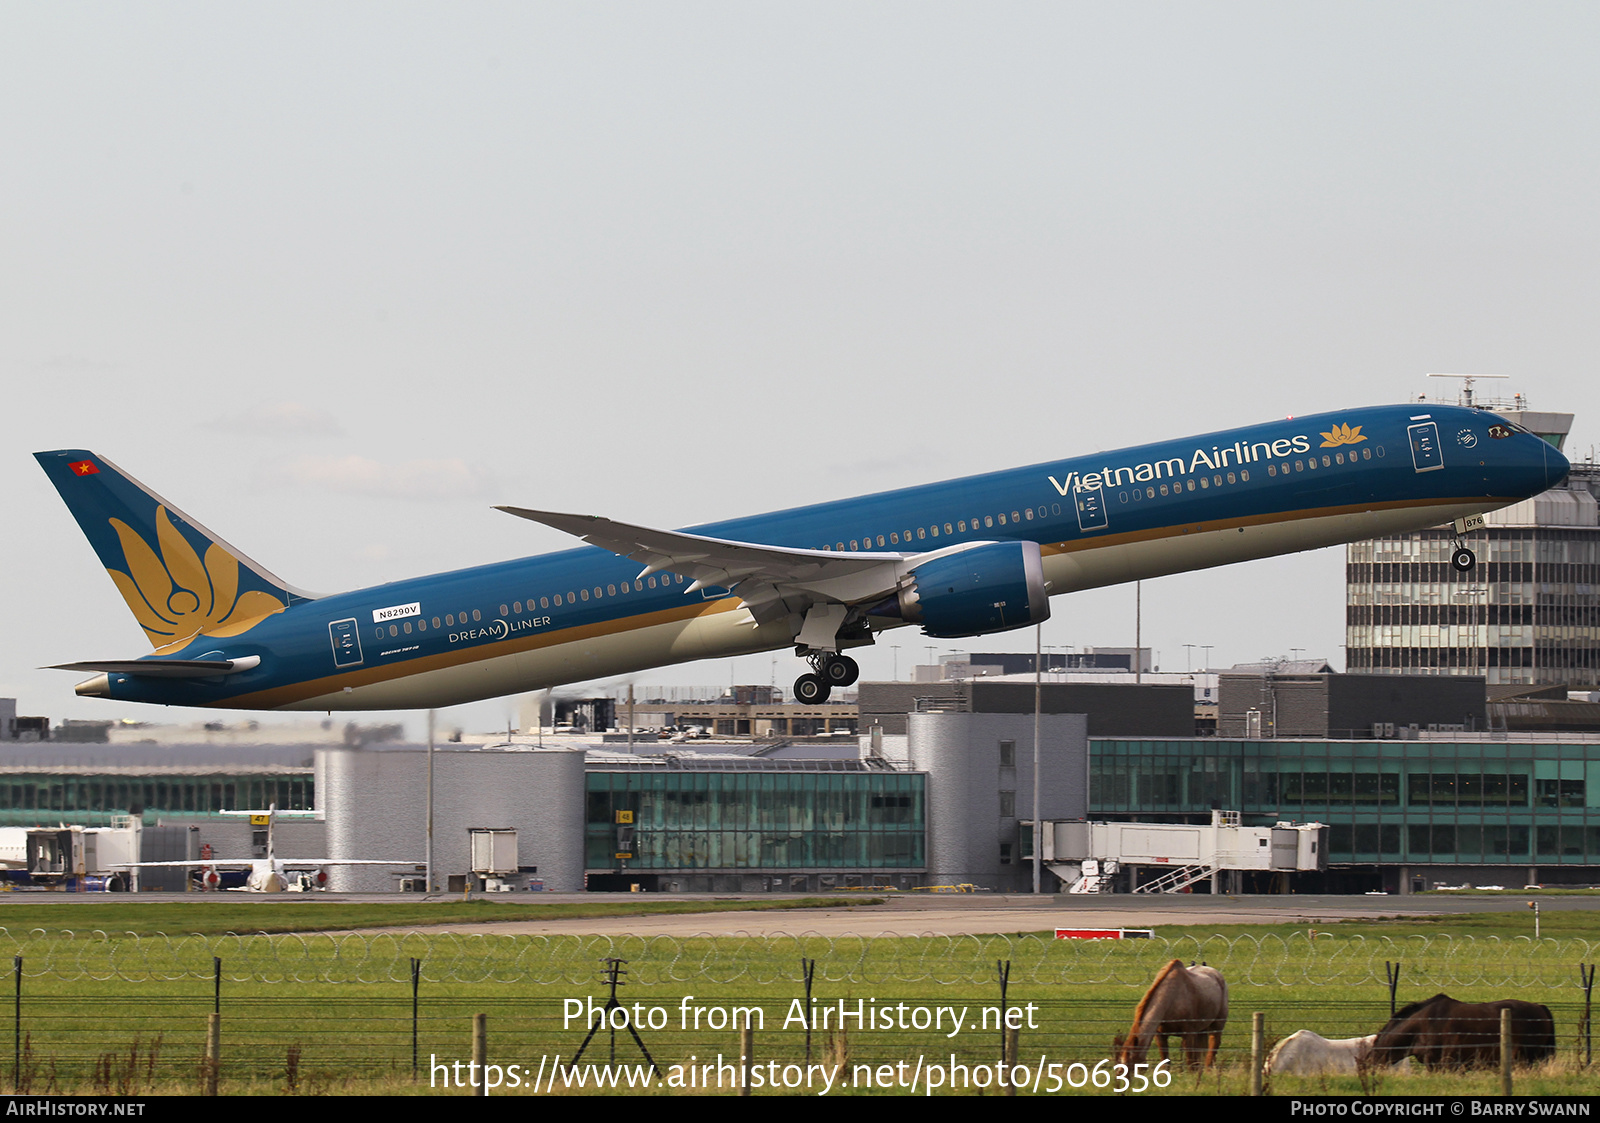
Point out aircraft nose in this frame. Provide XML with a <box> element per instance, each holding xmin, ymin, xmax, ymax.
<box><xmin>1544</xmin><ymin>439</ymin><xmax>1571</xmax><ymax>491</ymax></box>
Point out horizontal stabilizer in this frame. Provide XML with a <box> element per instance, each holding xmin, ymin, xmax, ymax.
<box><xmin>48</xmin><ymin>656</ymin><xmax>262</xmax><ymax>678</ymax></box>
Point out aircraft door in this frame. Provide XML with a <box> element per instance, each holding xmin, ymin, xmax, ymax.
<box><xmin>1075</xmin><ymin>485</ymin><xmax>1108</xmax><ymax>532</ymax></box>
<box><xmin>328</xmin><ymin>619</ymin><xmax>364</xmax><ymax>667</ymax></box>
<box><xmin>1408</xmin><ymin>422</ymin><xmax>1444</xmax><ymax>473</ymax></box>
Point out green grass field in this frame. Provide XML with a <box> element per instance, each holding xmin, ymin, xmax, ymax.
<box><xmin>0</xmin><ymin>896</ymin><xmax>870</xmax><ymax>938</ymax></box>
<box><xmin>0</xmin><ymin>904</ymin><xmax>1591</xmax><ymax>1096</ymax></box>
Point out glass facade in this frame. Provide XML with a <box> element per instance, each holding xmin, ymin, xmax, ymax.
<box><xmin>0</xmin><ymin>774</ymin><xmax>315</xmax><ymax>825</ymax></box>
<box><xmin>1346</xmin><ymin>528</ymin><xmax>1600</xmax><ymax>686</ymax></box>
<box><xmin>1091</xmin><ymin>739</ymin><xmax>1600</xmax><ymax>865</ymax></box>
<box><xmin>585</xmin><ymin>769</ymin><xmax>925</xmax><ymax>871</ymax></box>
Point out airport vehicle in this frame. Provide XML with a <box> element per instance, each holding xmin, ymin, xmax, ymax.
<box><xmin>109</xmin><ymin>806</ymin><xmax>418</xmax><ymax>892</ymax></box>
<box><xmin>36</xmin><ymin>402</ymin><xmax>1567</xmax><ymax>710</ymax></box>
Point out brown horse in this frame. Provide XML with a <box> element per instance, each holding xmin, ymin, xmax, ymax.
<box><xmin>1115</xmin><ymin>960</ymin><xmax>1228</xmax><ymax>1069</ymax></box>
<box><xmin>1372</xmin><ymin>994</ymin><xmax>1555</xmax><ymax>1070</ymax></box>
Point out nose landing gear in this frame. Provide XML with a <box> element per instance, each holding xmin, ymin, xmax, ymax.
<box><xmin>1449</xmin><ymin>514</ymin><xmax>1484</xmax><ymax>572</ymax></box>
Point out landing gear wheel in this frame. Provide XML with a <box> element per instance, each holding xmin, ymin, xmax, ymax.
<box><xmin>822</xmin><ymin>655</ymin><xmax>859</xmax><ymax>688</ymax></box>
<box><xmin>1451</xmin><ymin>547</ymin><xmax>1477</xmax><ymax>572</ymax></box>
<box><xmin>793</xmin><ymin>673</ymin><xmax>831</xmax><ymax>705</ymax></box>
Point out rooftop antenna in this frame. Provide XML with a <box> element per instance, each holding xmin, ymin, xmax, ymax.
<box><xmin>1426</xmin><ymin>373</ymin><xmax>1508</xmax><ymax>410</ymax></box>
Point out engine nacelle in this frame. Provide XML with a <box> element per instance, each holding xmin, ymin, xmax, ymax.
<box><xmin>891</xmin><ymin>540</ymin><xmax>1051</xmax><ymax>638</ymax></box>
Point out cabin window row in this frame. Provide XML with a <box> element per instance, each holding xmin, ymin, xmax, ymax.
<box><xmin>1119</xmin><ymin>469</ymin><xmax>1251</xmax><ymax>503</ymax></box>
<box><xmin>374</xmin><ymin>574</ymin><xmax>689</xmax><ymax>638</ymax></box>
<box><xmin>1266</xmin><ymin>447</ymin><xmax>1376</xmax><ymax>475</ymax></box>
<box><xmin>503</xmin><ymin>572</ymin><xmax>687</xmax><ymax>614</ymax></box>
<box><xmin>1113</xmin><ymin>446</ymin><xmax>1379</xmax><ymax>506</ymax></box>
<box><xmin>817</xmin><ymin>505</ymin><xmax>1065</xmax><ymax>552</ymax></box>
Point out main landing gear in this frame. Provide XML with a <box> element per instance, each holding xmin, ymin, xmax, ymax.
<box><xmin>793</xmin><ymin>653</ymin><xmax>859</xmax><ymax>705</ymax></box>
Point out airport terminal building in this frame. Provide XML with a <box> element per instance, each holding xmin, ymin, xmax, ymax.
<box><xmin>0</xmin><ymin>713</ymin><xmax>1085</xmax><ymax>894</ymax></box>
<box><xmin>1092</xmin><ymin>734</ymin><xmax>1600</xmax><ymax>891</ymax></box>
<box><xmin>4</xmin><ymin>683</ymin><xmax>1599</xmax><ymax>893</ymax></box>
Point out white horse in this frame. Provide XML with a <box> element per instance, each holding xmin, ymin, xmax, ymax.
<box><xmin>1265</xmin><ymin>1030</ymin><xmax>1375</xmax><ymax>1075</ymax></box>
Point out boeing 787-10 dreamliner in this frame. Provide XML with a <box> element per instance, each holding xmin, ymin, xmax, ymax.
<box><xmin>35</xmin><ymin>402</ymin><xmax>1566</xmax><ymax>711</ymax></box>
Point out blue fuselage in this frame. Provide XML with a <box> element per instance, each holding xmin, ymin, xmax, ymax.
<box><xmin>80</xmin><ymin>403</ymin><xmax>1567</xmax><ymax>710</ymax></box>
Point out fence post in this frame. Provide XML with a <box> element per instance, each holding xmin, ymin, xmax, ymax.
<box><xmin>1004</xmin><ymin>1025</ymin><xmax>1019</xmax><ymax>1097</ymax></box>
<box><xmin>1580</xmin><ymin>963</ymin><xmax>1595</xmax><ymax>1069</ymax></box>
<box><xmin>212</xmin><ymin>956</ymin><xmax>221</xmax><ymax>1015</ymax></box>
<box><xmin>411</xmin><ymin>958</ymin><xmax>421</xmax><ymax>1081</ymax></box>
<box><xmin>740</xmin><ymin>1025</ymin><xmax>753</xmax><ymax>1097</ymax></box>
<box><xmin>204</xmin><ymin>1012</ymin><xmax>221</xmax><ymax>1096</ymax></box>
<box><xmin>1251</xmin><ymin>1012</ymin><xmax>1264</xmax><ymax>1096</ymax></box>
<box><xmin>11</xmin><ymin>956</ymin><xmax>19</xmax><ymax>1094</ymax></box>
<box><xmin>996</xmin><ymin>959</ymin><xmax>1011</xmax><ymax>1064</ymax></box>
<box><xmin>1384</xmin><ymin>961</ymin><xmax>1401</xmax><ymax>1015</ymax></box>
<box><xmin>472</xmin><ymin>1014</ymin><xmax>487</xmax><ymax>1097</ymax></box>
<box><xmin>802</xmin><ymin>957</ymin><xmax>815</xmax><ymax>1062</ymax></box>
<box><xmin>1500</xmin><ymin>1007</ymin><xmax>1513</xmax><ymax>1098</ymax></box>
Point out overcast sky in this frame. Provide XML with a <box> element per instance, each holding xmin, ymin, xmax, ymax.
<box><xmin>5</xmin><ymin>3</ymin><xmax>1598</xmax><ymax>736</ymax></box>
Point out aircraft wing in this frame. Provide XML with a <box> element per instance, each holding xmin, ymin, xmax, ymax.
<box><xmin>107</xmin><ymin>860</ymin><xmax>258</xmax><ymax>869</ymax></box>
<box><xmin>496</xmin><ymin>506</ymin><xmax>911</xmax><ymax>625</ymax></box>
<box><xmin>279</xmin><ymin>859</ymin><xmax>422</xmax><ymax>866</ymax></box>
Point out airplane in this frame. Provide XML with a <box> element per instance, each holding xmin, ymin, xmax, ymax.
<box><xmin>109</xmin><ymin>805</ymin><xmax>419</xmax><ymax>892</ymax></box>
<box><xmin>0</xmin><ymin>828</ymin><xmax>26</xmax><ymax>871</ymax></box>
<box><xmin>35</xmin><ymin>402</ymin><xmax>1568</xmax><ymax>711</ymax></box>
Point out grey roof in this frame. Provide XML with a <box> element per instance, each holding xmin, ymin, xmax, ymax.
<box><xmin>1225</xmin><ymin>660</ymin><xmax>1336</xmax><ymax>675</ymax></box>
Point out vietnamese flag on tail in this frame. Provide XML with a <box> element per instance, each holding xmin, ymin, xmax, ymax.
<box><xmin>68</xmin><ymin>460</ymin><xmax>98</xmax><ymax>476</ymax></box>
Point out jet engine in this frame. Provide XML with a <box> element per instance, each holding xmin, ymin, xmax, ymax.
<box><xmin>885</xmin><ymin>540</ymin><xmax>1051</xmax><ymax>638</ymax></box>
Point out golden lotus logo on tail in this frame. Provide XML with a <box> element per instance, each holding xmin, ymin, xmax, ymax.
<box><xmin>1319</xmin><ymin>422</ymin><xmax>1366</xmax><ymax>448</ymax></box>
<box><xmin>105</xmin><ymin>506</ymin><xmax>284</xmax><ymax>647</ymax></box>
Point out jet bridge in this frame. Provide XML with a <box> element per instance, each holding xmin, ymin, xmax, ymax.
<box><xmin>1032</xmin><ymin>810</ymin><xmax>1327</xmax><ymax>894</ymax></box>
<box><xmin>24</xmin><ymin>818</ymin><xmax>143</xmax><ymax>890</ymax></box>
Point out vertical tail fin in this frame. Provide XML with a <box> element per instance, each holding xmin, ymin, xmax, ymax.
<box><xmin>34</xmin><ymin>450</ymin><xmax>315</xmax><ymax>650</ymax></box>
